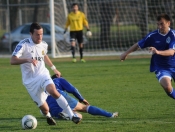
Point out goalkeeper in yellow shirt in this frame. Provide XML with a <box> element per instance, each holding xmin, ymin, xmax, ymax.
<box><xmin>64</xmin><ymin>3</ymin><xmax>91</xmax><ymax>63</ymax></box>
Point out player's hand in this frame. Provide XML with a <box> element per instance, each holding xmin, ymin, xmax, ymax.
<box><xmin>53</xmin><ymin>69</ymin><xmax>61</xmax><ymax>78</ymax></box>
<box><xmin>149</xmin><ymin>47</ymin><xmax>159</xmax><ymax>54</ymax></box>
<box><xmin>120</xmin><ymin>53</ymin><xmax>127</xmax><ymax>61</ymax></box>
<box><xmin>82</xmin><ymin>99</ymin><xmax>90</xmax><ymax>105</ymax></box>
<box><xmin>28</xmin><ymin>59</ymin><xmax>38</xmax><ymax>66</ymax></box>
<box><xmin>86</xmin><ymin>29</ymin><xmax>92</xmax><ymax>37</ymax></box>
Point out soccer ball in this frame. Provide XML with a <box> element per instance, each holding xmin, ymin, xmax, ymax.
<box><xmin>86</xmin><ymin>31</ymin><xmax>92</xmax><ymax>37</ymax></box>
<box><xmin>21</xmin><ymin>115</ymin><xmax>37</xmax><ymax>130</ymax></box>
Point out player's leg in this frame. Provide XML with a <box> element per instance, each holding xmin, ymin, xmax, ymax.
<box><xmin>25</xmin><ymin>82</ymin><xmax>57</xmax><ymax>125</ymax></box>
<box><xmin>70</xmin><ymin>31</ymin><xmax>76</xmax><ymax>62</ymax></box>
<box><xmin>160</xmin><ymin>78</ymin><xmax>175</xmax><ymax>99</ymax></box>
<box><xmin>74</xmin><ymin>102</ymin><xmax>118</xmax><ymax>118</ymax></box>
<box><xmin>156</xmin><ymin>70</ymin><xmax>175</xmax><ymax>99</ymax></box>
<box><xmin>43</xmin><ymin>76</ymin><xmax>81</xmax><ymax>124</ymax></box>
<box><xmin>77</xmin><ymin>31</ymin><xmax>85</xmax><ymax>62</ymax></box>
<box><xmin>39</xmin><ymin>101</ymin><xmax>57</xmax><ymax>125</ymax></box>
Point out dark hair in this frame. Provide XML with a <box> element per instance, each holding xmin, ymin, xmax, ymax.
<box><xmin>51</xmin><ymin>74</ymin><xmax>57</xmax><ymax>79</ymax></box>
<box><xmin>30</xmin><ymin>22</ymin><xmax>42</xmax><ymax>34</ymax></box>
<box><xmin>157</xmin><ymin>13</ymin><xmax>171</xmax><ymax>21</ymax></box>
<box><xmin>51</xmin><ymin>74</ymin><xmax>62</xmax><ymax>79</ymax></box>
<box><xmin>71</xmin><ymin>3</ymin><xmax>78</xmax><ymax>8</ymax></box>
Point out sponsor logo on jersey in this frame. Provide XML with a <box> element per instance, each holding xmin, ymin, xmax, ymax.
<box><xmin>42</xmin><ymin>50</ymin><xmax>45</xmax><ymax>55</ymax></box>
<box><xmin>155</xmin><ymin>41</ymin><xmax>160</xmax><ymax>43</ymax></box>
<box><xmin>32</xmin><ymin>57</ymin><xmax>44</xmax><ymax>61</ymax></box>
<box><xmin>166</xmin><ymin>37</ymin><xmax>171</xmax><ymax>43</ymax></box>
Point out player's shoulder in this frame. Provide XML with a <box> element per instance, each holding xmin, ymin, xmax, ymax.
<box><xmin>18</xmin><ymin>38</ymin><xmax>30</xmax><ymax>45</ymax></box>
<box><xmin>69</xmin><ymin>12</ymin><xmax>74</xmax><ymax>16</ymax></box>
<box><xmin>79</xmin><ymin>11</ymin><xmax>85</xmax><ymax>16</ymax></box>
<box><xmin>41</xmin><ymin>40</ymin><xmax>48</xmax><ymax>45</ymax></box>
<box><xmin>149</xmin><ymin>30</ymin><xmax>158</xmax><ymax>35</ymax></box>
<box><xmin>145</xmin><ymin>30</ymin><xmax>158</xmax><ymax>38</ymax></box>
<box><xmin>169</xmin><ymin>29</ymin><xmax>175</xmax><ymax>36</ymax></box>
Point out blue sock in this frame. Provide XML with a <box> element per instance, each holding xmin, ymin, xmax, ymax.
<box><xmin>167</xmin><ymin>88</ymin><xmax>175</xmax><ymax>99</ymax></box>
<box><xmin>87</xmin><ymin>106</ymin><xmax>113</xmax><ymax>117</ymax></box>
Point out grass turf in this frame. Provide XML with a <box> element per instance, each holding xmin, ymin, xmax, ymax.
<box><xmin>0</xmin><ymin>56</ymin><xmax>174</xmax><ymax>132</ymax></box>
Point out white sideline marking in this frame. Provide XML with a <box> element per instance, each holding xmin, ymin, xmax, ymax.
<box><xmin>80</xmin><ymin>120</ymin><xmax>174</xmax><ymax>124</ymax></box>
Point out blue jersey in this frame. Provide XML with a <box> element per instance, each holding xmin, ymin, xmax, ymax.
<box><xmin>138</xmin><ymin>29</ymin><xmax>175</xmax><ymax>72</ymax></box>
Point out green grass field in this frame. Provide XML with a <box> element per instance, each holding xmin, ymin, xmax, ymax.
<box><xmin>0</xmin><ymin>56</ymin><xmax>174</xmax><ymax>132</ymax></box>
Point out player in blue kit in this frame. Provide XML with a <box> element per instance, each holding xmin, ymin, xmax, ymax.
<box><xmin>120</xmin><ymin>13</ymin><xmax>175</xmax><ymax>100</ymax></box>
<box><xmin>45</xmin><ymin>74</ymin><xmax>119</xmax><ymax>119</ymax></box>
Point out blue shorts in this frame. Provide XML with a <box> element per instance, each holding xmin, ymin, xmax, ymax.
<box><xmin>47</xmin><ymin>91</ymin><xmax>78</xmax><ymax>118</ymax></box>
<box><xmin>61</xmin><ymin>91</ymin><xmax>78</xmax><ymax>109</ymax></box>
<box><xmin>155</xmin><ymin>68</ymin><xmax>175</xmax><ymax>82</ymax></box>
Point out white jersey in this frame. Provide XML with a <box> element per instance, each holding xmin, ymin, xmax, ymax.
<box><xmin>12</xmin><ymin>38</ymin><xmax>50</xmax><ymax>85</ymax></box>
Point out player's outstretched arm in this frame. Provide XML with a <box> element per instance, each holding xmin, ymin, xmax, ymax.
<box><xmin>120</xmin><ymin>43</ymin><xmax>139</xmax><ymax>61</ymax></box>
<box><xmin>44</xmin><ymin>55</ymin><xmax>61</xmax><ymax>77</ymax></box>
<box><xmin>58</xmin><ymin>78</ymin><xmax>85</xmax><ymax>102</ymax></box>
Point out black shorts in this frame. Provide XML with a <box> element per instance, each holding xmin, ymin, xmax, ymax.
<box><xmin>70</xmin><ymin>30</ymin><xmax>83</xmax><ymax>44</ymax></box>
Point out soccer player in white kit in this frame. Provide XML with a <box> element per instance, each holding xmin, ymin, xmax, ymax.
<box><xmin>10</xmin><ymin>22</ymin><xmax>81</xmax><ymax>125</ymax></box>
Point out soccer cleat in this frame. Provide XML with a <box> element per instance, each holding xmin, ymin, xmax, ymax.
<box><xmin>72</xmin><ymin>116</ymin><xmax>81</xmax><ymax>124</ymax></box>
<box><xmin>59</xmin><ymin>112</ymin><xmax>70</xmax><ymax>120</ymax></box>
<box><xmin>46</xmin><ymin>116</ymin><xmax>57</xmax><ymax>125</ymax></box>
<box><xmin>80</xmin><ymin>59</ymin><xmax>86</xmax><ymax>63</ymax></box>
<box><xmin>111</xmin><ymin>112</ymin><xmax>119</xmax><ymax>118</ymax></box>
<box><xmin>72</xmin><ymin>58</ymin><xmax>77</xmax><ymax>63</ymax></box>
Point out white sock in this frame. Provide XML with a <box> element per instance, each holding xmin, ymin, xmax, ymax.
<box><xmin>56</xmin><ymin>95</ymin><xmax>74</xmax><ymax>119</ymax></box>
<box><xmin>40</xmin><ymin>110</ymin><xmax>51</xmax><ymax>118</ymax></box>
<box><xmin>46</xmin><ymin>112</ymin><xmax>51</xmax><ymax>117</ymax></box>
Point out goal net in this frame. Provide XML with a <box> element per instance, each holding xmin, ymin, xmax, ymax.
<box><xmin>51</xmin><ymin>0</ymin><xmax>175</xmax><ymax>58</ymax></box>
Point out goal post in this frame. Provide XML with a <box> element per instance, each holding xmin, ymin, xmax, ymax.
<box><xmin>50</xmin><ymin>0</ymin><xmax>175</xmax><ymax>58</ymax></box>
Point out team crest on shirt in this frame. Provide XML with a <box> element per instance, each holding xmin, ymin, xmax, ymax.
<box><xmin>42</xmin><ymin>50</ymin><xmax>45</xmax><ymax>55</ymax></box>
<box><xmin>166</xmin><ymin>37</ymin><xmax>171</xmax><ymax>43</ymax></box>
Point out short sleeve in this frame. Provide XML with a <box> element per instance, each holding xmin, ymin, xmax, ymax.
<box><xmin>138</xmin><ymin>32</ymin><xmax>156</xmax><ymax>49</ymax></box>
<box><xmin>12</xmin><ymin>43</ymin><xmax>24</xmax><ymax>58</ymax></box>
<box><xmin>169</xmin><ymin>33</ymin><xmax>175</xmax><ymax>50</ymax></box>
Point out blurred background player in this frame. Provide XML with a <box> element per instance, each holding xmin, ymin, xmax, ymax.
<box><xmin>10</xmin><ymin>22</ymin><xmax>81</xmax><ymax>125</ymax></box>
<box><xmin>45</xmin><ymin>74</ymin><xmax>119</xmax><ymax>119</ymax></box>
<box><xmin>64</xmin><ymin>3</ymin><xmax>91</xmax><ymax>63</ymax></box>
<box><xmin>120</xmin><ymin>13</ymin><xmax>175</xmax><ymax>101</ymax></box>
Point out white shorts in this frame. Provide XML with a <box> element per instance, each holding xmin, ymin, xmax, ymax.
<box><xmin>25</xmin><ymin>74</ymin><xmax>54</xmax><ymax>107</ymax></box>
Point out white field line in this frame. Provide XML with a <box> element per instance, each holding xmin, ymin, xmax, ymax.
<box><xmin>80</xmin><ymin>120</ymin><xmax>174</xmax><ymax>124</ymax></box>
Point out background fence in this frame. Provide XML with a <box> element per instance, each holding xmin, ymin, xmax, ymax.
<box><xmin>0</xmin><ymin>0</ymin><xmax>175</xmax><ymax>57</ymax></box>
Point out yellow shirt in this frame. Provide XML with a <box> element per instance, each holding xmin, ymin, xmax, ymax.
<box><xmin>65</xmin><ymin>11</ymin><xmax>88</xmax><ymax>31</ymax></box>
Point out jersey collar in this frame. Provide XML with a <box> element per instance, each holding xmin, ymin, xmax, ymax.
<box><xmin>29</xmin><ymin>37</ymin><xmax>41</xmax><ymax>45</ymax></box>
<box><xmin>158</xmin><ymin>28</ymin><xmax>170</xmax><ymax>36</ymax></box>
